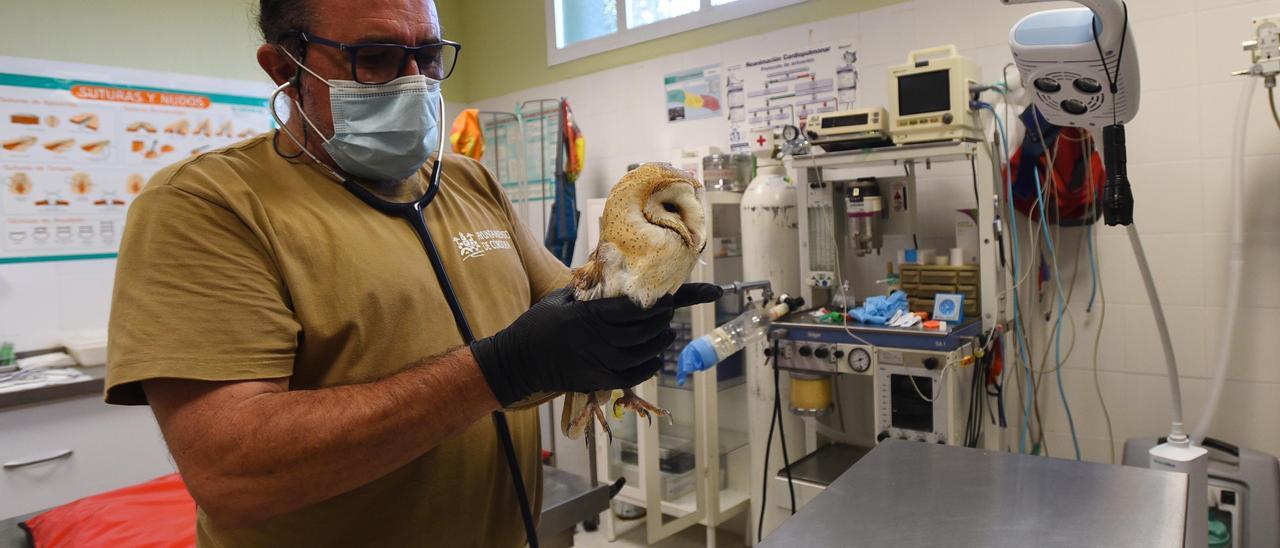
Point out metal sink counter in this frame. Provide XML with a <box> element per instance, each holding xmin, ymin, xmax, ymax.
<box><xmin>761</xmin><ymin>440</ymin><xmax>1188</xmax><ymax>548</ymax></box>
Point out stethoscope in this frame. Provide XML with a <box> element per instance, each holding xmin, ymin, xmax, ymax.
<box><xmin>270</xmin><ymin>82</ymin><xmax>541</xmax><ymax>547</ymax></box>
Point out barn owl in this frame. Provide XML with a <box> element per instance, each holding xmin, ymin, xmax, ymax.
<box><xmin>561</xmin><ymin>164</ymin><xmax>707</xmax><ymax>440</ymax></box>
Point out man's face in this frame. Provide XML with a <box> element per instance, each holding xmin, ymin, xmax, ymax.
<box><xmin>272</xmin><ymin>0</ymin><xmax>441</xmax><ymax>158</ymax></box>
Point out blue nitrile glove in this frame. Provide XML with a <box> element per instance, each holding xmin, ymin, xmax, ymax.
<box><xmin>849</xmin><ymin>290</ymin><xmax>909</xmax><ymax>325</ymax></box>
<box><xmin>676</xmin><ymin>336</ymin><xmax>719</xmax><ymax>386</ymax></box>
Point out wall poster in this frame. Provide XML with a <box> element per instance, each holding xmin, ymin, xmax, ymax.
<box><xmin>0</xmin><ymin>56</ymin><xmax>273</xmax><ymax>264</ymax></box>
<box><xmin>725</xmin><ymin>42</ymin><xmax>859</xmax><ymax>152</ymax></box>
<box><xmin>663</xmin><ymin>64</ymin><xmax>722</xmax><ymax>122</ymax></box>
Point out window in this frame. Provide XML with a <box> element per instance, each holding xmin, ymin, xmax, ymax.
<box><xmin>547</xmin><ymin>0</ymin><xmax>808</xmax><ymax>65</ymax></box>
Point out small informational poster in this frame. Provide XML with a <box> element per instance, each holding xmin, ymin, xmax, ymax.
<box><xmin>663</xmin><ymin>64</ymin><xmax>722</xmax><ymax>122</ymax></box>
<box><xmin>0</xmin><ymin>56</ymin><xmax>273</xmax><ymax>264</ymax></box>
<box><xmin>725</xmin><ymin>42</ymin><xmax>859</xmax><ymax>152</ymax></box>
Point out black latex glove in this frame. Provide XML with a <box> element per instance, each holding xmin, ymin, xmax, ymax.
<box><xmin>471</xmin><ymin>283</ymin><xmax>723</xmax><ymax>406</ymax></box>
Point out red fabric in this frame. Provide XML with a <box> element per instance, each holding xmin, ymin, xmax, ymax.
<box><xmin>22</xmin><ymin>474</ymin><xmax>195</xmax><ymax>548</ymax></box>
<box><xmin>1004</xmin><ymin>127</ymin><xmax>1106</xmax><ymax>226</ymax></box>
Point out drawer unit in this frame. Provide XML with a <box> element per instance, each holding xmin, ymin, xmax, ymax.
<box><xmin>0</xmin><ymin>394</ymin><xmax>175</xmax><ymax>519</ymax></box>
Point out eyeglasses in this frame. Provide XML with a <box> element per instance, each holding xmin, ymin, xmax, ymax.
<box><xmin>289</xmin><ymin>31</ymin><xmax>461</xmax><ymax>84</ymax></box>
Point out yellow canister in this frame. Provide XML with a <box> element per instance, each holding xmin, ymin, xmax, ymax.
<box><xmin>789</xmin><ymin>373</ymin><xmax>833</xmax><ymax>416</ymax></box>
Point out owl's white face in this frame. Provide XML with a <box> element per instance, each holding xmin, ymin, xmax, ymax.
<box><xmin>640</xmin><ymin>181</ymin><xmax>706</xmax><ymax>254</ymax></box>
<box><xmin>574</xmin><ymin>164</ymin><xmax>707</xmax><ymax>308</ymax></box>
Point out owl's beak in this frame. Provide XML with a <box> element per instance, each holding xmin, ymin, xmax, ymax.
<box><xmin>652</xmin><ymin>217</ymin><xmax>698</xmax><ymax>249</ymax></box>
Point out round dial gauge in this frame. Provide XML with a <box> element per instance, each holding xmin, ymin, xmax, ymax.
<box><xmin>781</xmin><ymin>124</ymin><xmax>802</xmax><ymax>143</ymax></box>
<box><xmin>848</xmin><ymin>348</ymin><xmax>872</xmax><ymax>373</ymax></box>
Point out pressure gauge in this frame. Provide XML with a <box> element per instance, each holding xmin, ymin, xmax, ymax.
<box><xmin>781</xmin><ymin>124</ymin><xmax>802</xmax><ymax>144</ymax></box>
<box><xmin>848</xmin><ymin>348</ymin><xmax>872</xmax><ymax>373</ymax></box>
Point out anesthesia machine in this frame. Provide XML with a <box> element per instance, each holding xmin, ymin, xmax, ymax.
<box><xmin>741</xmin><ymin>43</ymin><xmax>1004</xmax><ymax>539</ymax></box>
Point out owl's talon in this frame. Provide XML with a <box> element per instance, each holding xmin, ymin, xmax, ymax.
<box><xmin>591</xmin><ymin>404</ymin><xmax>612</xmax><ymax>444</ymax></box>
<box><xmin>613</xmin><ymin>391</ymin><xmax>671</xmax><ymax>428</ymax></box>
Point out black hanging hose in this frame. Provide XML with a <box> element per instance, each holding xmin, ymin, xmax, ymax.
<box><xmin>343</xmin><ymin>177</ymin><xmax>541</xmax><ymax>548</ymax></box>
<box><xmin>757</xmin><ymin>340</ymin><xmax>796</xmax><ymax>543</ymax></box>
<box><xmin>757</xmin><ymin>346</ymin><xmax>778</xmax><ymax>543</ymax></box>
<box><xmin>405</xmin><ymin>212</ymin><xmax>540</xmax><ymax>548</ymax></box>
<box><xmin>774</xmin><ymin>366</ymin><xmax>796</xmax><ymax>514</ymax></box>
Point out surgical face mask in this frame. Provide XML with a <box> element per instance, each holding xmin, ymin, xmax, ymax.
<box><xmin>270</xmin><ymin>52</ymin><xmax>443</xmax><ymax>184</ymax></box>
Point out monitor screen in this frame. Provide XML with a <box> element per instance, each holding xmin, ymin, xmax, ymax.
<box><xmin>890</xmin><ymin>374</ymin><xmax>934</xmax><ymax>432</ymax></box>
<box><xmin>898</xmin><ymin>69</ymin><xmax>951</xmax><ymax>116</ymax></box>
<box><xmin>822</xmin><ymin>113</ymin><xmax>869</xmax><ymax>128</ymax></box>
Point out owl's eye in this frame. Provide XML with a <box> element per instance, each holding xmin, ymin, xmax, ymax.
<box><xmin>662</xmin><ymin>202</ymin><xmax>679</xmax><ymax>214</ymax></box>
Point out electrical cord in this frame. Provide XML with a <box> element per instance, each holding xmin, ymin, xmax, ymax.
<box><xmin>907</xmin><ymin>363</ymin><xmax>953</xmax><ymax>403</ymax></box>
<box><xmin>965</xmin><ymin>347</ymin><xmax>991</xmax><ymax>448</ymax></box>
<box><xmin>774</xmin><ymin>365</ymin><xmax>796</xmax><ymax>516</ymax></box>
<box><xmin>1032</xmin><ymin>168</ymin><xmax>1082</xmax><ymax>460</ymax></box>
<box><xmin>982</xmin><ymin>108</ymin><xmax>1026</xmax><ymax>449</ymax></box>
<box><xmin>970</xmin><ymin>155</ymin><xmax>981</xmax><ymax>210</ymax></box>
<box><xmin>1078</xmin><ymin>133</ymin><xmax>1115</xmax><ymax>462</ymax></box>
<box><xmin>1026</xmin><ymin>113</ymin><xmax>1093</xmax><ymax>456</ymax></box>
<box><xmin>1091</xmin><ymin>222</ymin><xmax>1117</xmax><ymax>463</ymax></box>
<box><xmin>1270</xmin><ymin>87</ymin><xmax>1280</xmax><ymax>131</ymax></box>
<box><xmin>1085</xmin><ymin>139</ymin><xmax>1101</xmax><ymax>313</ymax></box>
<box><xmin>757</xmin><ymin>340</ymin><xmax>796</xmax><ymax>543</ymax></box>
<box><xmin>757</xmin><ymin>348</ymin><xmax>777</xmax><ymax>543</ymax></box>
<box><xmin>979</xmin><ymin>102</ymin><xmax>1038</xmax><ymax>454</ymax></box>
<box><xmin>1008</xmin><ymin>104</ymin><xmax>1097</xmax><ymax>456</ymax></box>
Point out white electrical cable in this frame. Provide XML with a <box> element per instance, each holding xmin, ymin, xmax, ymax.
<box><xmin>1126</xmin><ymin>223</ymin><xmax>1186</xmax><ymax>439</ymax></box>
<box><xmin>1191</xmin><ymin>78</ymin><xmax>1255</xmax><ymax>443</ymax></box>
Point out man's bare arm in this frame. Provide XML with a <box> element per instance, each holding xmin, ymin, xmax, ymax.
<box><xmin>143</xmin><ymin>346</ymin><xmax>498</xmax><ymax>528</ymax></box>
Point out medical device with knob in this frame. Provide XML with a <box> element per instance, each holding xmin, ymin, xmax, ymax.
<box><xmin>843</xmin><ymin>178</ymin><xmax>883</xmax><ymax>257</ymax></box>
<box><xmin>1006</xmin><ymin>0</ymin><xmax>1138</xmax><ymax>226</ymax></box>
<box><xmin>888</xmin><ymin>45</ymin><xmax>984</xmax><ymax>144</ymax></box>
<box><xmin>1005</xmin><ymin>2</ymin><xmax>1206</xmax><ymax>547</ymax></box>
<box><xmin>1237</xmin><ymin>14</ymin><xmax>1280</xmax><ymax>131</ymax></box>
<box><xmin>803</xmin><ymin>174</ymin><xmax>917</xmax><ymax>288</ymax></box>
<box><xmin>804</xmin><ymin>107</ymin><xmax>892</xmax><ymax>152</ymax></box>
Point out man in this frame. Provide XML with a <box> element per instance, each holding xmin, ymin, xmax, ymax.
<box><xmin>104</xmin><ymin>0</ymin><xmax>719</xmax><ymax>546</ymax></box>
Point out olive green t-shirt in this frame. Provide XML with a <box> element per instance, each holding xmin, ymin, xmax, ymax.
<box><xmin>105</xmin><ymin>133</ymin><xmax>570</xmax><ymax>547</ymax></box>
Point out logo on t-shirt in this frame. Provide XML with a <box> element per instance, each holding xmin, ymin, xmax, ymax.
<box><xmin>452</xmin><ymin>229</ymin><xmax>513</xmax><ymax>261</ymax></box>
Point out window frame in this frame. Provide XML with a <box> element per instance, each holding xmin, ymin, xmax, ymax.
<box><xmin>545</xmin><ymin>0</ymin><xmax>808</xmax><ymax>66</ymax></box>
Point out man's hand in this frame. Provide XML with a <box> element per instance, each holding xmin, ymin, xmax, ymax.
<box><xmin>470</xmin><ymin>283</ymin><xmax>723</xmax><ymax>405</ymax></box>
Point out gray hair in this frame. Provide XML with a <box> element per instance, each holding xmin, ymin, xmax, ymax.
<box><xmin>256</xmin><ymin>0</ymin><xmax>313</xmax><ymax>48</ymax></box>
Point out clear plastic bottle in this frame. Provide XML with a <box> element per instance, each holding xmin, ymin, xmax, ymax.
<box><xmin>676</xmin><ymin>301</ymin><xmax>790</xmax><ymax>385</ymax></box>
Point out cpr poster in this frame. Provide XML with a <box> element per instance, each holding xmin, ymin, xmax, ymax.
<box><xmin>0</xmin><ymin>56</ymin><xmax>273</xmax><ymax>264</ymax></box>
<box><xmin>724</xmin><ymin>42</ymin><xmax>858</xmax><ymax>152</ymax></box>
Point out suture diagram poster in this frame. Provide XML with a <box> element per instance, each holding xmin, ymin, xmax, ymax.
<box><xmin>0</xmin><ymin>56</ymin><xmax>272</xmax><ymax>263</ymax></box>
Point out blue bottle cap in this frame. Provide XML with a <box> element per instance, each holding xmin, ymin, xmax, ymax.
<box><xmin>676</xmin><ymin>337</ymin><xmax>720</xmax><ymax>386</ymax></box>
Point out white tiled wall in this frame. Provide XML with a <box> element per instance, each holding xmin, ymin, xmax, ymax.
<box><xmin>0</xmin><ymin>260</ymin><xmax>115</xmax><ymax>351</ymax></box>
<box><xmin>465</xmin><ymin>0</ymin><xmax>1280</xmax><ymax>460</ymax></box>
